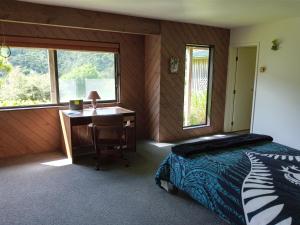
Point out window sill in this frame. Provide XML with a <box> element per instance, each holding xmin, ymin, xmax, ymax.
<box><xmin>183</xmin><ymin>124</ymin><xmax>211</xmax><ymax>130</ymax></box>
<box><xmin>0</xmin><ymin>104</ymin><xmax>63</xmax><ymax>112</ymax></box>
<box><xmin>0</xmin><ymin>102</ymin><xmax>120</xmax><ymax>112</ymax></box>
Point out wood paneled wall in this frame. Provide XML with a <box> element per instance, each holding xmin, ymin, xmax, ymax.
<box><xmin>0</xmin><ymin>22</ymin><xmax>145</xmax><ymax>158</ymax></box>
<box><xmin>0</xmin><ymin>2</ymin><xmax>230</xmax><ymax>158</ymax></box>
<box><xmin>2</xmin><ymin>22</ymin><xmax>145</xmax><ymax>137</ymax></box>
<box><xmin>158</xmin><ymin>21</ymin><xmax>230</xmax><ymax>141</ymax></box>
<box><xmin>1</xmin><ymin>0</ymin><xmax>160</xmax><ymax>35</ymax></box>
<box><xmin>144</xmin><ymin>35</ymin><xmax>161</xmax><ymax>141</ymax></box>
<box><xmin>0</xmin><ymin>107</ymin><xmax>61</xmax><ymax>158</ymax></box>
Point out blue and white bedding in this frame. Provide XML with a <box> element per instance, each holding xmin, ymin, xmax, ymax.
<box><xmin>155</xmin><ymin>135</ymin><xmax>300</xmax><ymax>225</ymax></box>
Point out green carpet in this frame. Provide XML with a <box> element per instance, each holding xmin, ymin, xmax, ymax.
<box><xmin>0</xmin><ymin>140</ymin><xmax>226</xmax><ymax>225</ymax></box>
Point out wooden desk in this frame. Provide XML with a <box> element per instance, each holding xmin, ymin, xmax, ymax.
<box><xmin>59</xmin><ymin>106</ymin><xmax>136</xmax><ymax>163</ymax></box>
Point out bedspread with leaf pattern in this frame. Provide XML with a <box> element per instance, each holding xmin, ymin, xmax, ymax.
<box><xmin>155</xmin><ymin>142</ymin><xmax>300</xmax><ymax>225</ymax></box>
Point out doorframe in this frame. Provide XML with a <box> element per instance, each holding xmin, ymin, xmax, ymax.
<box><xmin>224</xmin><ymin>42</ymin><xmax>260</xmax><ymax>133</ymax></box>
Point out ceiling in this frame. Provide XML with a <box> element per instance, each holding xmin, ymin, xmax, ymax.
<box><xmin>19</xmin><ymin>0</ymin><xmax>300</xmax><ymax>28</ymax></box>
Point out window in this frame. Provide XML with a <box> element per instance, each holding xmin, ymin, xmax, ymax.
<box><xmin>183</xmin><ymin>45</ymin><xmax>213</xmax><ymax>128</ymax></box>
<box><xmin>0</xmin><ymin>42</ymin><xmax>119</xmax><ymax>108</ymax></box>
<box><xmin>57</xmin><ymin>50</ymin><xmax>117</xmax><ymax>102</ymax></box>
<box><xmin>0</xmin><ymin>47</ymin><xmax>52</xmax><ymax>107</ymax></box>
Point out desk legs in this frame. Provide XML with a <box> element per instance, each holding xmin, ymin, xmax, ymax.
<box><xmin>59</xmin><ymin>111</ymin><xmax>74</xmax><ymax>163</ymax></box>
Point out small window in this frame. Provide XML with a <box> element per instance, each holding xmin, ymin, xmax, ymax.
<box><xmin>57</xmin><ymin>50</ymin><xmax>117</xmax><ymax>102</ymax></box>
<box><xmin>183</xmin><ymin>45</ymin><xmax>213</xmax><ymax>128</ymax></box>
<box><xmin>0</xmin><ymin>47</ymin><xmax>52</xmax><ymax>107</ymax></box>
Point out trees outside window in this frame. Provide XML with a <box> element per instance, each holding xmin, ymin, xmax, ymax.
<box><xmin>0</xmin><ymin>47</ymin><xmax>118</xmax><ymax>108</ymax></box>
<box><xmin>0</xmin><ymin>48</ymin><xmax>51</xmax><ymax>107</ymax></box>
<box><xmin>57</xmin><ymin>50</ymin><xmax>116</xmax><ymax>102</ymax></box>
<box><xmin>183</xmin><ymin>45</ymin><xmax>213</xmax><ymax>127</ymax></box>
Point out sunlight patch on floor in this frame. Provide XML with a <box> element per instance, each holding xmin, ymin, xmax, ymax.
<box><xmin>41</xmin><ymin>158</ymin><xmax>72</xmax><ymax>167</ymax></box>
<box><xmin>149</xmin><ymin>142</ymin><xmax>173</xmax><ymax>148</ymax></box>
<box><xmin>149</xmin><ymin>134</ymin><xmax>230</xmax><ymax>148</ymax></box>
<box><xmin>213</xmin><ymin>134</ymin><xmax>227</xmax><ymax>138</ymax></box>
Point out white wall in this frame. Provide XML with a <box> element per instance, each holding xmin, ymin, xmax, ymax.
<box><xmin>230</xmin><ymin>17</ymin><xmax>300</xmax><ymax>150</ymax></box>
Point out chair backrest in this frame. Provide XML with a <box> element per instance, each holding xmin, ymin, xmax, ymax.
<box><xmin>91</xmin><ymin>115</ymin><xmax>124</xmax><ymax>141</ymax></box>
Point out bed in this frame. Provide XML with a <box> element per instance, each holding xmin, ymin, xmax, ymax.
<box><xmin>155</xmin><ymin>134</ymin><xmax>300</xmax><ymax>225</ymax></box>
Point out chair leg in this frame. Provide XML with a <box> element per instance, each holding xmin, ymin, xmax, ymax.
<box><xmin>120</xmin><ymin>150</ymin><xmax>129</xmax><ymax>167</ymax></box>
<box><xmin>92</xmin><ymin>127</ymin><xmax>101</xmax><ymax>170</ymax></box>
<box><xmin>96</xmin><ymin>148</ymin><xmax>101</xmax><ymax>170</ymax></box>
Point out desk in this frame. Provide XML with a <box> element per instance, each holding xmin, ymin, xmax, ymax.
<box><xmin>59</xmin><ymin>106</ymin><xmax>136</xmax><ymax>163</ymax></box>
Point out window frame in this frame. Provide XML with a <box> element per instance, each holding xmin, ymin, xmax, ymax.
<box><xmin>183</xmin><ymin>44</ymin><xmax>214</xmax><ymax>129</ymax></box>
<box><xmin>54</xmin><ymin>49</ymin><xmax>120</xmax><ymax>104</ymax></box>
<box><xmin>0</xmin><ymin>36</ymin><xmax>120</xmax><ymax>109</ymax></box>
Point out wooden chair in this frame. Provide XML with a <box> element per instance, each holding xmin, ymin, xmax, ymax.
<box><xmin>90</xmin><ymin>114</ymin><xmax>128</xmax><ymax>170</ymax></box>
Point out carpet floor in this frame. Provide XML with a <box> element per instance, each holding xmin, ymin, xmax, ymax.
<box><xmin>0</xmin><ymin>139</ymin><xmax>227</xmax><ymax>225</ymax></box>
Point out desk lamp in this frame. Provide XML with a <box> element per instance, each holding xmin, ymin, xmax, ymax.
<box><xmin>87</xmin><ymin>91</ymin><xmax>101</xmax><ymax>109</ymax></box>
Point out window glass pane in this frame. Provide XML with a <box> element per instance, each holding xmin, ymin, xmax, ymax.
<box><xmin>57</xmin><ymin>50</ymin><xmax>116</xmax><ymax>102</ymax></box>
<box><xmin>183</xmin><ymin>46</ymin><xmax>212</xmax><ymax>127</ymax></box>
<box><xmin>0</xmin><ymin>47</ymin><xmax>51</xmax><ymax>107</ymax></box>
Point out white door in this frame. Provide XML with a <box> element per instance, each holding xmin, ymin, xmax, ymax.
<box><xmin>232</xmin><ymin>47</ymin><xmax>257</xmax><ymax>131</ymax></box>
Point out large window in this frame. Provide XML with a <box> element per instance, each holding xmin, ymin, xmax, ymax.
<box><xmin>0</xmin><ymin>44</ymin><xmax>119</xmax><ymax>108</ymax></box>
<box><xmin>57</xmin><ymin>50</ymin><xmax>117</xmax><ymax>102</ymax></box>
<box><xmin>183</xmin><ymin>45</ymin><xmax>213</xmax><ymax>128</ymax></box>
